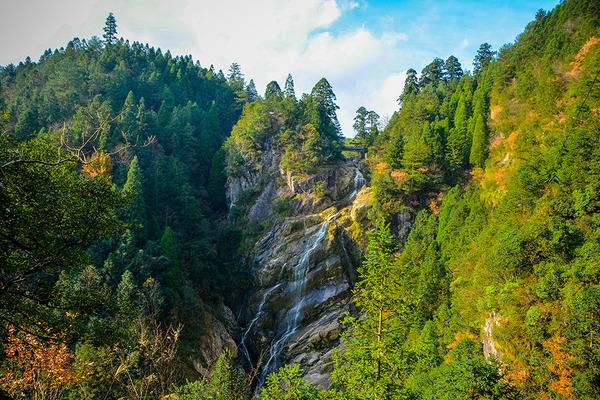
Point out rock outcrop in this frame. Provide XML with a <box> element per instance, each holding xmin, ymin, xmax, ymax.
<box><xmin>229</xmin><ymin>152</ymin><xmax>371</xmax><ymax>388</ymax></box>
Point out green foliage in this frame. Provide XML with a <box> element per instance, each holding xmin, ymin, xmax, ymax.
<box><xmin>0</xmin><ymin>132</ymin><xmax>122</xmax><ymax>336</ymax></box>
<box><xmin>260</xmin><ymin>364</ymin><xmax>322</xmax><ymax>400</ymax></box>
<box><xmin>272</xmin><ymin>196</ymin><xmax>295</xmax><ymax>219</ymax></box>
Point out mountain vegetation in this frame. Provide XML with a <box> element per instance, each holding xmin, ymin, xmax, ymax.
<box><xmin>0</xmin><ymin>0</ymin><xmax>599</xmax><ymax>398</ymax></box>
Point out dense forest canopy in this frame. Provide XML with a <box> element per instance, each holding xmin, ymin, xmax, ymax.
<box><xmin>1</xmin><ymin>0</ymin><xmax>599</xmax><ymax>399</ymax></box>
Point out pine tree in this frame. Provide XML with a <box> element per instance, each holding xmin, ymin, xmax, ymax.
<box><xmin>444</xmin><ymin>55</ymin><xmax>463</xmax><ymax>81</ymax></box>
<box><xmin>310</xmin><ymin>77</ymin><xmax>341</xmax><ymax>140</ymax></box>
<box><xmin>419</xmin><ymin>58</ymin><xmax>444</xmax><ymax>87</ymax></box>
<box><xmin>367</xmin><ymin>110</ymin><xmax>380</xmax><ymax>141</ymax></box>
<box><xmin>136</xmin><ymin>97</ymin><xmax>149</xmax><ymax>137</ymax></box>
<box><xmin>116</xmin><ymin>269</ymin><xmax>136</xmax><ymax>316</ymax></box>
<box><xmin>399</xmin><ymin>68</ymin><xmax>419</xmax><ymax>103</ymax></box>
<box><xmin>446</xmin><ymin>95</ymin><xmax>469</xmax><ymax>172</ymax></box>
<box><xmin>103</xmin><ymin>13</ymin><xmax>118</xmax><ymax>44</ymax></box>
<box><xmin>264</xmin><ymin>80</ymin><xmax>282</xmax><ymax>100</ymax></box>
<box><xmin>333</xmin><ymin>222</ymin><xmax>404</xmax><ymax>398</ymax></box>
<box><xmin>353</xmin><ymin>106</ymin><xmax>369</xmax><ymax>146</ymax></box>
<box><xmin>120</xmin><ymin>91</ymin><xmax>137</xmax><ymax>138</ymax></box>
<box><xmin>228</xmin><ymin>63</ymin><xmax>247</xmax><ymax>104</ymax></box>
<box><xmin>246</xmin><ymin>79</ymin><xmax>258</xmax><ymax>102</ymax></box>
<box><xmin>208</xmin><ymin>350</ymin><xmax>249</xmax><ymax>399</ymax></box>
<box><xmin>123</xmin><ymin>156</ymin><xmax>146</xmax><ymax>230</ymax></box>
<box><xmin>473</xmin><ymin>43</ymin><xmax>496</xmax><ymax>73</ymax></box>
<box><xmin>284</xmin><ymin>73</ymin><xmax>295</xmax><ymax>98</ymax></box>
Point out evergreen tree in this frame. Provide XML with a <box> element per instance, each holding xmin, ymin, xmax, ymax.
<box><xmin>264</xmin><ymin>80</ymin><xmax>282</xmax><ymax>100</ymax></box>
<box><xmin>228</xmin><ymin>63</ymin><xmax>247</xmax><ymax>104</ymax></box>
<box><xmin>116</xmin><ymin>269</ymin><xmax>136</xmax><ymax>315</ymax></box>
<box><xmin>367</xmin><ymin>110</ymin><xmax>380</xmax><ymax>140</ymax></box>
<box><xmin>333</xmin><ymin>223</ymin><xmax>404</xmax><ymax>398</ymax></box>
<box><xmin>399</xmin><ymin>68</ymin><xmax>419</xmax><ymax>103</ymax></box>
<box><xmin>123</xmin><ymin>156</ymin><xmax>146</xmax><ymax>229</ymax></box>
<box><xmin>246</xmin><ymin>79</ymin><xmax>258</xmax><ymax>102</ymax></box>
<box><xmin>284</xmin><ymin>73</ymin><xmax>295</xmax><ymax>98</ymax></box>
<box><xmin>120</xmin><ymin>91</ymin><xmax>137</xmax><ymax>138</ymax></box>
<box><xmin>208</xmin><ymin>350</ymin><xmax>249</xmax><ymax>400</ymax></box>
<box><xmin>446</xmin><ymin>94</ymin><xmax>469</xmax><ymax>171</ymax></box>
<box><xmin>419</xmin><ymin>58</ymin><xmax>444</xmax><ymax>87</ymax></box>
<box><xmin>353</xmin><ymin>106</ymin><xmax>369</xmax><ymax>145</ymax></box>
<box><xmin>444</xmin><ymin>55</ymin><xmax>463</xmax><ymax>81</ymax></box>
<box><xmin>310</xmin><ymin>77</ymin><xmax>341</xmax><ymax>140</ymax></box>
<box><xmin>136</xmin><ymin>97</ymin><xmax>150</xmax><ymax>138</ymax></box>
<box><xmin>473</xmin><ymin>43</ymin><xmax>496</xmax><ymax>72</ymax></box>
<box><xmin>103</xmin><ymin>12</ymin><xmax>118</xmax><ymax>44</ymax></box>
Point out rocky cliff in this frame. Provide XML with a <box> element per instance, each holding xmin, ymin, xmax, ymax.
<box><xmin>227</xmin><ymin>147</ymin><xmax>372</xmax><ymax>388</ymax></box>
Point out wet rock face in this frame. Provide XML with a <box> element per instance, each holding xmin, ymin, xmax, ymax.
<box><xmin>233</xmin><ymin>157</ymin><xmax>369</xmax><ymax>389</ymax></box>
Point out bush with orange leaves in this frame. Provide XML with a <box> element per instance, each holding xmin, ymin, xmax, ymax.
<box><xmin>0</xmin><ymin>325</ymin><xmax>79</xmax><ymax>400</ymax></box>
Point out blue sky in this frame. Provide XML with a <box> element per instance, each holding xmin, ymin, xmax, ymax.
<box><xmin>0</xmin><ymin>0</ymin><xmax>559</xmax><ymax>136</ymax></box>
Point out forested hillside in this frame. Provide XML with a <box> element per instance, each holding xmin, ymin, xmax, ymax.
<box><xmin>0</xmin><ymin>15</ymin><xmax>252</xmax><ymax>398</ymax></box>
<box><xmin>1</xmin><ymin>0</ymin><xmax>599</xmax><ymax>399</ymax></box>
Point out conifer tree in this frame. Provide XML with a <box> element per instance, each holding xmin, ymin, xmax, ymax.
<box><xmin>120</xmin><ymin>91</ymin><xmax>137</xmax><ymax>138</ymax></box>
<box><xmin>444</xmin><ymin>55</ymin><xmax>463</xmax><ymax>81</ymax></box>
<box><xmin>473</xmin><ymin>43</ymin><xmax>496</xmax><ymax>72</ymax></box>
<box><xmin>284</xmin><ymin>73</ymin><xmax>295</xmax><ymax>98</ymax></box>
<box><xmin>446</xmin><ymin>95</ymin><xmax>469</xmax><ymax>171</ymax></box>
<box><xmin>399</xmin><ymin>68</ymin><xmax>419</xmax><ymax>104</ymax></box>
<box><xmin>333</xmin><ymin>222</ymin><xmax>404</xmax><ymax>398</ymax></box>
<box><xmin>264</xmin><ymin>80</ymin><xmax>282</xmax><ymax>100</ymax></box>
<box><xmin>246</xmin><ymin>79</ymin><xmax>258</xmax><ymax>102</ymax></box>
<box><xmin>103</xmin><ymin>12</ymin><xmax>118</xmax><ymax>44</ymax></box>
<box><xmin>123</xmin><ymin>156</ymin><xmax>146</xmax><ymax>229</ymax></box>
<box><xmin>419</xmin><ymin>58</ymin><xmax>444</xmax><ymax>87</ymax></box>
<box><xmin>353</xmin><ymin>106</ymin><xmax>369</xmax><ymax>146</ymax></box>
<box><xmin>310</xmin><ymin>77</ymin><xmax>341</xmax><ymax>141</ymax></box>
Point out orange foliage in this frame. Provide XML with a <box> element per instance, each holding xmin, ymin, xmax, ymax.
<box><xmin>507</xmin><ymin>131</ymin><xmax>519</xmax><ymax>150</ymax></box>
<box><xmin>82</xmin><ymin>151</ymin><xmax>111</xmax><ymax>177</ymax></box>
<box><xmin>390</xmin><ymin>170</ymin><xmax>408</xmax><ymax>183</ymax></box>
<box><xmin>566</xmin><ymin>36</ymin><xmax>600</xmax><ymax>78</ymax></box>
<box><xmin>374</xmin><ymin>162</ymin><xmax>390</xmax><ymax>173</ymax></box>
<box><xmin>543</xmin><ymin>335</ymin><xmax>575</xmax><ymax>399</ymax></box>
<box><xmin>0</xmin><ymin>325</ymin><xmax>79</xmax><ymax>399</ymax></box>
<box><xmin>495</xmin><ymin>168</ymin><xmax>506</xmax><ymax>186</ymax></box>
<box><xmin>490</xmin><ymin>105</ymin><xmax>502</xmax><ymax>121</ymax></box>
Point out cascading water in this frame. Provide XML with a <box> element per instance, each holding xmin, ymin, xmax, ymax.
<box><xmin>347</xmin><ymin>168</ymin><xmax>366</xmax><ymax>201</ymax></box>
<box><xmin>258</xmin><ymin>214</ymin><xmax>336</xmax><ymax>384</ymax></box>
<box><xmin>240</xmin><ymin>282</ymin><xmax>282</xmax><ymax>367</ymax></box>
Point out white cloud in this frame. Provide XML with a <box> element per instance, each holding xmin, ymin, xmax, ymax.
<box><xmin>461</xmin><ymin>38</ymin><xmax>470</xmax><ymax>48</ymax></box>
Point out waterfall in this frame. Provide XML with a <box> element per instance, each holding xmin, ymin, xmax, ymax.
<box><xmin>240</xmin><ymin>283</ymin><xmax>283</xmax><ymax>367</ymax></box>
<box><xmin>258</xmin><ymin>214</ymin><xmax>336</xmax><ymax>384</ymax></box>
<box><xmin>347</xmin><ymin>167</ymin><xmax>366</xmax><ymax>201</ymax></box>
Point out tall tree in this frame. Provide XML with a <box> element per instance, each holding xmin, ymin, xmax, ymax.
<box><xmin>264</xmin><ymin>81</ymin><xmax>282</xmax><ymax>100</ymax></box>
<box><xmin>446</xmin><ymin>94</ymin><xmax>469</xmax><ymax>171</ymax></box>
<box><xmin>103</xmin><ymin>12</ymin><xmax>118</xmax><ymax>44</ymax></box>
<box><xmin>228</xmin><ymin>63</ymin><xmax>247</xmax><ymax>104</ymax></box>
<box><xmin>310</xmin><ymin>77</ymin><xmax>341</xmax><ymax>140</ymax></box>
<box><xmin>333</xmin><ymin>222</ymin><xmax>404</xmax><ymax>398</ymax></box>
<box><xmin>284</xmin><ymin>74</ymin><xmax>295</xmax><ymax>98</ymax></box>
<box><xmin>473</xmin><ymin>43</ymin><xmax>496</xmax><ymax>73</ymax></box>
<box><xmin>444</xmin><ymin>55</ymin><xmax>463</xmax><ymax>81</ymax></box>
<box><xmin>123</xmin><ymin>156</ymin><xmax>146</xmax><ymax>230</ymax></box>
<box><xmin>353</xmin><ymin>106</ymin><xmax>369</xmax><ymax>144</ymax></box>
<box><xmin>399</xmin><ymin>68</ymin><xmax>419</xmax><ymax>103</ymax></box>
<box><xmin>246</xmin><ymin>79</ymin><xmax>258</xmax><ymax>102</ymax></box>
<box><xmin>419</xmin><ymin>58</ymin><xmax>445</xmax><ymax>87</ymax></box>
